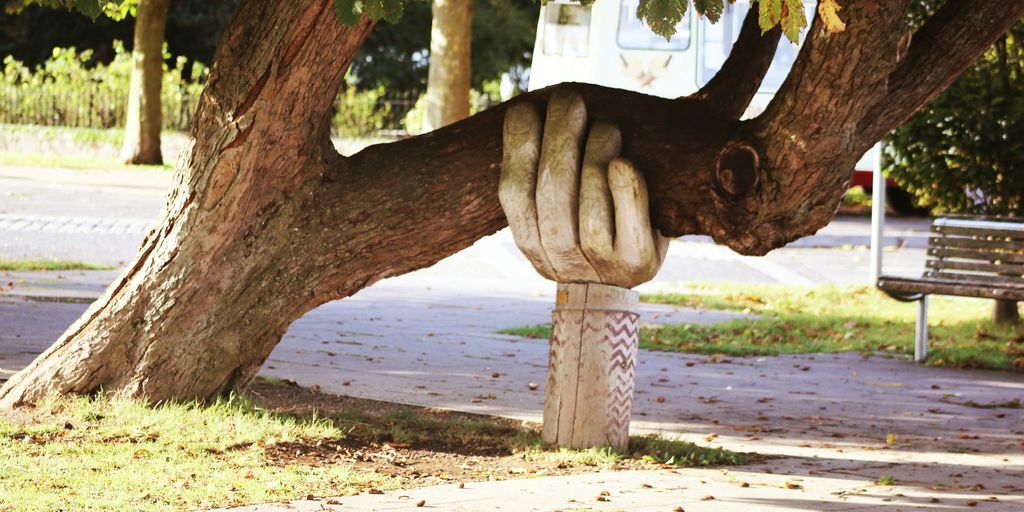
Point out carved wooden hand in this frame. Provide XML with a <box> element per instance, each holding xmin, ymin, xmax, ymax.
<box><xmin>499</xmin><ymin>91</ymin><xmax>668</xmax><ymax>288</ymax></box>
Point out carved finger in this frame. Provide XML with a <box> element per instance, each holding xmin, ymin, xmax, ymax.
<box><xmin>535</xmin><ymin>91</ymin><xmax>600</xmax><ymax>282</ymax></box>
<box><xmin>578</xmin><ymin>121</ymin><xmax>621</xmax><ymax>282</ymax></box>
<box><xmin>608</xmin><ymin>158</ymin><xmax>664</xmax><ymax>286</ymax></box>
<box><xmin>499</xmin><ymin>102</ymin><xmax>557</xmax><ymax>280</ymax></box>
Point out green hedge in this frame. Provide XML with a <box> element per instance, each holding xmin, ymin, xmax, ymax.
<box><xmin>1</xmin><ymin>43</ymin><xmax>427</xmax><ymax>137</ymax></box>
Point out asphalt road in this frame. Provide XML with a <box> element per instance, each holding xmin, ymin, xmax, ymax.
<box><xmin>0</xmin><ymin>165</ymin><xmax>930</xmax><ymax>282</ymax></box>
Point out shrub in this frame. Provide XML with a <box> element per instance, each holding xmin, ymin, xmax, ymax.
<box><xmin>885</xmin><ymin>22</ymin><xmax>1024</xmax><ymax>215</ymax></box>
<box><xmin>0</xmin><ymin>41</ymin><xmax>206</xmax><ymax>131</ymax></box>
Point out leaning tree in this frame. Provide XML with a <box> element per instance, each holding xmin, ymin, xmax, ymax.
<box><xmin>1</xmin><ymin>0</ymin><xmax>1021</xmax><ymax>407</ymax></box>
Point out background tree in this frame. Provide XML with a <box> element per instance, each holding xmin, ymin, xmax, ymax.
<box><xmin>423</xmin><ymin>0</ymin><xmax>472</xmax><ymax>130</ymax></box>
<box><xmin>348</xmin><ymin>0</ymin><xmax>534</xmax><ymax>95</ymax></box>
<box><xmin>119</xmin><ymin>0</ymin><xmax>170</xmax><ymax>164</ymax></box>
<box><xmin>1</xmin><ymin>0</ymin><xmax>1021</xmax><ymax>408</ymax></box>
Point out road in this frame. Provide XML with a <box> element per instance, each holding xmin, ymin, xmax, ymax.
<box><xmin>0</xmin><ymin>165</ymin><xmax>930</xmax><ymax>282</ymax></box>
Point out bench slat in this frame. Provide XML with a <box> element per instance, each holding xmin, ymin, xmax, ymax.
<box><xmin>923</xmin><ymin>270</ymin><xmax>1024</xmax><ymax>286</ymax></box>
<box><xmin>929</xmin><ymin>236</ymin><xmax>1024</xmax><ymax>251</ymax></box>
<box><xmin>878</xmin><ymin>275</ymin><xmax>1024</xmax><ymax>301</ymax></box>
<box><xmin>928</xmin><ymin>247</ymin><xmax>1024</xmax><ymax>264</ymax></box>
<box><xmin>933</xmin><ymin>217</ymin><xmax>1024</xmax><ymax>234</ymax></box>
<box><xmin>933</xmin><ymin>224</ymin><xmax>1024</xmax><ymax>239</ymax></box>
<box><xmin>926</xmin><ymin>258</ymin><xmax>1024</xmax><ymax>275</ymax></box>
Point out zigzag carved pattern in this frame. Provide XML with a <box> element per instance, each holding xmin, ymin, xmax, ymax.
<box><xmin>603</xmin><ymin>310</ymin><xmax>638</xmax><ymax>440</ymax></box>
<box><xmin>548</xmin><ymin>310</ymin><xmax>578</xmax><ymax>393</ymax></box>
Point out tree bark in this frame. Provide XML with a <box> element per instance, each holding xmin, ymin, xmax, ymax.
<box><xmin>423</xmin><ymin>0</ymin><xmax>472</xmax><ymax>131</ymax></box>
<box><xmin>2</xmin><ymin>0</ymin><xmax>1023</xmax><ymax>407</ymax></box>
<box><xmin>120</xmin><ymin>0</ymin><xmax>170</xmax><ymax>165</ymax></box>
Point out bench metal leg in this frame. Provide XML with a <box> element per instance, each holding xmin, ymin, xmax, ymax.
<box><xmin>915</xmin><ymin>296</ymin><xmax>929</xmax><ymax>363</ymax></box>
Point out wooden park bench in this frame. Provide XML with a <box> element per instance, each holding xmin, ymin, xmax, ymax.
<box><xmin>877</xmin><ymin>216</ymin><xmax>1024</xmax><ymax>363</ymax></box>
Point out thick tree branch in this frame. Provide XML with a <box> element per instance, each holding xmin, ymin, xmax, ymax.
<box><xmin>344</xmin><ymin>85</ymin><xmax>731</xmax><ymax>260</ymax></box>
<box><xmin>857</xmin><ymin>0</ymin><xmax>1024</xmax><ymax>146</ymax></box>
<box><xmin>690</xmin><ymin>6</ymin><xmax>782</xmax><ymax>119</ymax></box>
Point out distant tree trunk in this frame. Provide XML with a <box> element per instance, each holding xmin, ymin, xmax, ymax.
<box><xmin>120</xmin><ymin>0</ymin><xmax>170</xmax><ymax>165</ymax></box>
<box><xmin>423</xmin><ymin>0</ymin><xmax>472</xmax><ymax>131</ymax></box>
<box><xmin>994</xmin><ymin>300</ymin><xmax>1019</xmax><ymax>324</ymax></box>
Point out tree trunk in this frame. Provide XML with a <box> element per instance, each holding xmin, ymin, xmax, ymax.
<box><xmin>2</xmin><ymin>0</ymin><xmax>1022</xmax><ymax>408</ymax></box>
<box><xmin>994</xmin><ymin>300</ymin><xmax>1019</xmax><ymax>324</ymax></box>
<box><xmin>120</xmin><ymin>0</ymin><xmax>170</xmax><ymax>165</ymax></box>
<box><xmin>423</xmin><ymin>0</ymin><xmax>472</xmax><ymax>131</ymax></box>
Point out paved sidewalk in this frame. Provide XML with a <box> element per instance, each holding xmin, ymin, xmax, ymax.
<box><xmin>222</xmin><ymin>467</ymin><xmax>1022</xmax><ymax>511</ymax></box>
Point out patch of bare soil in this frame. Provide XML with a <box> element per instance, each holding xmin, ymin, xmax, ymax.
<box><xmin>245</xmin><ymin>379</ymin><xmax>671</xmax><ymax>487</ymax></box>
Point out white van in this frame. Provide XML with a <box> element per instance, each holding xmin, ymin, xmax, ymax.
<box><xmin>529</xmin><ymin>0</ymin><xmax>886</xmax><ymax>196</ymax></box>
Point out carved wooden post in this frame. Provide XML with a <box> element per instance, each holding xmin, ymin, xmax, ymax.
<box><xmin>543</xmin><ymin>282</ymin><xmax>639</xmax><ymax>450</ymax></box>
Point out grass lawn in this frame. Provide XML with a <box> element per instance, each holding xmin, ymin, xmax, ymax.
<box><xmin>0</xmin><ymin>379</ymin><xmax>748</xmax><ymax>512</ymax></box>
<box><xmin>501</xmin><ymin>282</ymin><xmax>1024</xmax><ymax>372</ymax></box>
<box><xmin>0</xmin><ymin>259</ymin><xmax>114</xmax><ymax>271</ymax></box>
<box><xmin>0</xmin><ymin>124</ymin><xmax>126</xmax><ymax>146</ymax></box>
<box><xmin>0</xmin><ymin>393</ymin><xmax>381</xmax><ymax>512</ymax></box>
<box><xmin>0</xmin><ymin>151</ymin><xmax>171</xmax><ymax>172</ymax></box>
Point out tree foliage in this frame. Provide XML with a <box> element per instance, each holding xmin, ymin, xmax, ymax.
<box><xmin>886</xmin><ymin>20</ymin><xmax>1024</xmax><ymax>215</ymax></box>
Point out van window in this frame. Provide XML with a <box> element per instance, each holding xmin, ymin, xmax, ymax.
<box><xmin>698</xmin><ymin>1</ymin><xmax>815</xmax><ymax>92</ymax></box>
<box><xmin>617</xmin><ymin>0</ymin><xmax>690</xmax><ymax>51</ymax></box>
<box><xmin>543</xmin><ymin>3</ymin><xmax>592</xmax><ymax>57</ymax></box>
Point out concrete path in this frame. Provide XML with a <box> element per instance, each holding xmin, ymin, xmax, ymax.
<box><xmin>223</xmin><ymin>467</ymin><xmax>1021</xmax><ymax>511</ymax></box>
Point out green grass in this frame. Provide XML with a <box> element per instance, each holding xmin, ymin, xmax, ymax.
<box><xmin>0</xmin><ymin>393</ymin><xmax>389</xmax><ymax>512</ymax></box>
<box><xmin>0</xmin><ymin>151</ymin><xmax>171</xmax><ymax>171</ymax></box>
<box><xmin>0</xmin><ymin>259</ymin><xmax>114</xmax><ymax>271</ymax></box>
<box><xmin>0</xmin><ymin>385</ymin><xmax>749</xmax><ymax>512</ymax></box>
<box><xmin>0</xmin><ymin>124</ymin><xmax>126</xmax><ymax>146</ymax></box>
<box><xmin>500</xmin><ymin>282</ymin><xmax>1024</xmax><ymax>372</ymax></box>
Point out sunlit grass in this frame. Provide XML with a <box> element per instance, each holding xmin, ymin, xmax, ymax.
<box><xmin>0</xmin><ymin>393</ymin><xmax>389</xmax><ymax>512</ymax></box>
<box><xmin>0</xmin><ymin>124</ymin><xmax>126</xmax><ymax>146</ymax></box>
<box><xmin>0</xmin><ymin>151</ymin><xmax>171</xmax><ymax>171</ymax></box>
<box><xmin>0</xmin><ymin>383</ymin><xmax>750</xmax><ymax>512</ymax></box>
<box><xmin>0</xmin><ymin>259</ymin><xmax>114</xmax><ymax>271</ymax></box>
<box><xmin>501</xmin><ymin>282</ymin><xmax>1024</xmax><ymax>372</ymax></box>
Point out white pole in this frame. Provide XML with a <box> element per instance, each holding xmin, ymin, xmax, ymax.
<box><xmin>869</xmin><ymin>143</ymin><xmax>886</xmax><ymax>282</ymax></box>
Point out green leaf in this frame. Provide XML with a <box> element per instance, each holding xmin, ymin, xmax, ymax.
<box><xmin>758</xmin><ymin>0</ymin><xmax>782</xmax><ymax>34</ymax></box>
<box><xmin>334</xmin><ymin>0</ymin><xmax>362</xmax><ymax>27</ymax></box>
<box><xmin>781</xmin><ymin>0</ymin><xmax>807</xmax><ymax>43</ymax></box>
<box><xmin>363</xmin><ymin>0</ymin><xmax>384</xmax><ymax>20</ymax></box>
<box><xmin>636</xmin><ymin>0</ymin><xmax>689</xmax><ymax>40</ymax></box>
<box><xmin>693</xmin><ymin>0</ymin><xmax>723</xmax><ymax>24</ymax></box>
<box><xmin>74</xmin><ymin>0</ymin><xmax>105</xmax><ymax>18</ymax></box>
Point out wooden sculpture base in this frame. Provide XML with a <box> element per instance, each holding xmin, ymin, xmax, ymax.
<box><xmin>543</xmin><ymin>282</ymin><xmax>639</xmax><ymax>450</ymax></box>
